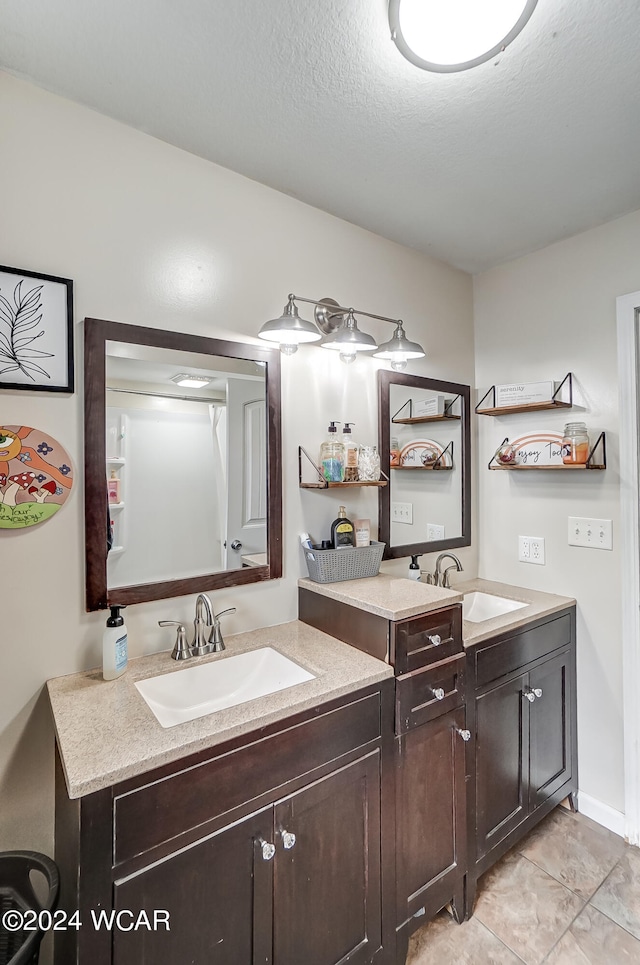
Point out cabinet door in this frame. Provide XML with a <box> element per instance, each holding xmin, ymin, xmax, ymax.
<box><xmin>396</xmin><ymin>706</ymin><xmax>467</xmax><ymax>927</ymax></box>
<box><xmin>475</xmin><ymin>674</ymin><xmax>529</xmax><ymax>860</ymax></box>
<box><xmin>112</xmin><ymin>806</ymin><xmax>274</xmax><ymax>965</ymax></box>
<box><xmin>272</xmin><ymin>752</ymin><xmax>382</xmax><ymax>965</ymax></box>
<box><xmin>529</xmin><ymin>649</ymin><xmax>573</xmax><ymax>810</ymax></box>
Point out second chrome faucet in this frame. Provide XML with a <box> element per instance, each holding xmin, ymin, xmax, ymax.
<box><xmin>159</xmin><ymin>593</ymin><xmax>236</xmax><ymax>660</ymax></box>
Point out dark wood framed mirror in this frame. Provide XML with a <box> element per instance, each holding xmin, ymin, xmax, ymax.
<box><xmin>84</xmin><ymin>318</ymin><xmax>282</xmax><ymax>610</ymax></box>
<box><xmin>378</xmin><ymin>370</ymin><xmax>471</xmax><ymax>559</ymax></box>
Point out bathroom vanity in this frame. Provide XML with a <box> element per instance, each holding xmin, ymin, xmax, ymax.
<box><xmin>49</xmin><ymin>623</ymin><xmax>395</xmax><ymax>965</ymax></box>
<box><xmin>299</xmin><ymin>574</ymin><xmax>577</xmax><ymax>964</ymax></box>
<box><xmin>49</xmin><ymin>578</ymin><xmax>576</xmax><ymax>965</ymax></box>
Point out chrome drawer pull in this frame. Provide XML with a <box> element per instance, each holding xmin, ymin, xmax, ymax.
<box><xmin>259</xmin><ymin>838</ymin><xmax>276</xmax><ymax>861</ymax></box>
<box><xmin>280</xmin><ymin>829</ymin><xmax>296</xmax><ymax>850</ymax></box>
<box><xmin>428</xmin><ymin>634</ymin><xmax>442</xmax><ymax>646</ymax></box>
<box><xmin>431</xmin><ymin>687</ymin><xmax>446</xmax><ymax>701</ymax></box>
<box><xmin>456</xmin><ymin>728</ymin><xmax>471</xmax><ymax>742</ymax></box>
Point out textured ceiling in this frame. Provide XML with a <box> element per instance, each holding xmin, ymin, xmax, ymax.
<box><xmin>1</xmin><ymin>0</ymin><xmax>640</xmax><ymax>272</ymax></box>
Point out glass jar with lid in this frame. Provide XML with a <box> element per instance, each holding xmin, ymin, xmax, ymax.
<box><xmin>562</xmin><ymin>422</ymin><xmax>590</xmax><ymax>465</ymax></box>
<box><xmin>358</xmin><ymin>445</ymin><xmax>381</xmax><ymax>481</ymax></box>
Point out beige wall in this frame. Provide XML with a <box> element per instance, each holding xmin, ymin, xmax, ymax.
<box><xmin>474</xmin><ymin>208</ymin><xmax>640</xmax><ymax>818</ymax></box>
<box><xmin>0</xmin><ymin>72</ymin><xmax>475</xmax><ymax>857</ymax></box>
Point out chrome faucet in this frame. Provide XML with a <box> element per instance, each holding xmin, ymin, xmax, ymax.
<box><xmin>159</xmin><ymin>593</ymin><xmax>237</xmax><ymax>659</ymax></box>
<box><xmin>432</xmin><ymin>553</ymin><xmax>464</xmax><ymax>588</ymax></box>
<box><xmin>192</xmin><ymin>593</ymin><xmax>215</xmax><ymax>656</ymax></box>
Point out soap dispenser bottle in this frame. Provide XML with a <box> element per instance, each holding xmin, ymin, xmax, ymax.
<box><xmin>342</xmin><ymin>423</ymin><xmax>359</xmax><ymax>482</ymax></box>
<box><xmin>320</xmin><ymin>421</ymin><xmax>345</xmax><ymax>482</ymax></box>
<box><xmin>408</xmin><ymin>554</ymin><xmax>422</xmax><ymax>581</ymax></box>
<box><xmin>103</xmin><ymin>605</ymin><xmax>128</xmax><ymax>680</ymax></box>
<box><xmin>331</xmin><ymin>505</ymin><xmax>355</xmax><ymax>548</ymax></box>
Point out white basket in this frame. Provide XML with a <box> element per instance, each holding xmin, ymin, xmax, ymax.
<box><xmin>303</xmin><ymin>541</ymin><xmax>385</xmax><ymax>583</ymax></box>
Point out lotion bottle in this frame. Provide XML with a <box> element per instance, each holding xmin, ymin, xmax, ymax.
<box><xmin>330</xmin><ymin>505</ymin><xmax>355</xmax><ymax>548</ymax></box>
<box><xmin>103</xmin><ymin>605</ymin><xmax>128</xmax><ymax>680</ymax></box>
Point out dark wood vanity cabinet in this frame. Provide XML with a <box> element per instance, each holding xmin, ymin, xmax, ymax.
<box><xmin>299</xmin><ymin>592</ymin><xmax>469</xmax><ymax>963</ymax></box>
<box><xmin>467</xmin><ymin>609</ymin><xmax>577</xmax><ymax>910</ymax></box>
<box><xmin>55</xmin><ymin>683</ymin><xmax>394</xmax><ymax>965</ymax></box>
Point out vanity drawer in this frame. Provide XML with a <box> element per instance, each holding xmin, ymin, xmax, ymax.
<box><xmin>395</xmin><ymin>654</ymin><xmax>466</xmax><ymax>734</ymax></box>
<box><xmin>393</xmin><ymin>605</ymin><xmax>463</xmax><ymax>673</ymax></box>
<box><xmin>113</xmin><ymin>690</ymin><xmax>382</xmax><ymax>866</ymax></box>
<box><xmin>474</xmin><ymin>612</ymin><xmax>573</xmax><ymax>689</ymax></box>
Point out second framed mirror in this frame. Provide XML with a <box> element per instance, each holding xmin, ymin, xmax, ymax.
<box><xmin>378</xmin><ymin>370</ymin><xmax>471</xmax><ymax>559</ymax></box>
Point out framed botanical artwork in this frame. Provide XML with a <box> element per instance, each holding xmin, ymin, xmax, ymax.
<box><xmin>0</xmin><ymin>265</ymin><xmax>74</xmax><ymax>392</ymax></box>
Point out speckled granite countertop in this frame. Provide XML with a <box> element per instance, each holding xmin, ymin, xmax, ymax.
<box><xmin>298</xmin><ymin>573</ymin><xmax>462</xmax><ymax>620</ymax></box>
<box><xmin>453</xmin><ymin>578</ymin><xmax>576</xmax><ymax>648</ymax></box>
<box><xmin>47</xmin><ymin>621</ymin><xmax>393</xmax><ymax>800</ymax></box>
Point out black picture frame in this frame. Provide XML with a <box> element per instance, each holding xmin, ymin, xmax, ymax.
<box><xmin>0</xmin><ymin>264</ymin><xmax>74</xmax><ymax>393</ymax></box>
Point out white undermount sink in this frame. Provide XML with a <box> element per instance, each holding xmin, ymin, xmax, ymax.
<box><xmin>463</xmin><ymin>591</ymin><xmax>528</xmax><ymax>624</ymax></box>
<box><xmin>135</xmin><ymin>647</ymin><xmax>316</xmax><ymax>728</ymax></box>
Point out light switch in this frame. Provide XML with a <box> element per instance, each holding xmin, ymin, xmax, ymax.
<box><xmin>391</xmin><ymin>501</ymin><xmax>413</xmax><ymax>524</ymax></box>
<box><xmin>568</xmin><ymin>517</ymin><xmax>613</xmax><ymax>550</ymax></box>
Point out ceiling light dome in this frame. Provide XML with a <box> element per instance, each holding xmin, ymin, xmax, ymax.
<box><xmin>389</xmin><ymin>0</ymin><xmax>538</xmax><ymax>73</ymax></box>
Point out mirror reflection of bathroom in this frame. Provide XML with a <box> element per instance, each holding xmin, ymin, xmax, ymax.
<box><xmin>105</xmin><ymin>341</ymin><xmax>267</xmax><ymax>589</ymax></box>
<box><xmin>389</xmin><ymin>383</ymin><xmax>463</xmax><ymax>547</ymax></box>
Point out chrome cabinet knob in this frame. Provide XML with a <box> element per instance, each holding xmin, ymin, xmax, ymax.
<box><xmin>533</xmin><ymin>687</ymin><xmax>543</xmax><ymax>698</ymax></box>
<box><xmin>428</xmin><ymin>634</ymin><xmax>442</xmax><ymax>646</ymax></box>
<box><xmin>524</xmin><ymin>687</ymin><xmax>537</xmax><ymax>703</ymax></box>
<box><xmin>259</xmin><ymin>838</ymin><xmax>276</xmax><ymax>861</ymax></box>
<box><xmin>457</xmin><ymin>728</ymin><xmax>471</xmax><ymax>742</ymax></box>
<box><xmin>230</xmin><ymin>539</ymin><xmax>243</xmax><ymax>551</ymax></box>
<box><xmin>431</xmin><ymin>687</ymin><xmax>445</xmax><ymax>701</ymax></box>
<box><xmin>280</xmin><ymin>829</ymin><xmax>296</xmax><ymax>850</ymax></box>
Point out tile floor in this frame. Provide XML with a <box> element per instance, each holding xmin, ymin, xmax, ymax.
<box><xmin>407</xmin><ymin>806</ymin><xmax>640</xmax><ymax>964</ymax></box>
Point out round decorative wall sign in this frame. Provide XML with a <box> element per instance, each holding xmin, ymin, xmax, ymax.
<box><xmin>0</xmin><ymin>424</ymin><xmax>73</xmax><ymax>529</ymax></box>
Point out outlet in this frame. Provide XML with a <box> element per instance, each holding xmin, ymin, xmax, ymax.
<box><xmin>530</xmin><ymin>537</ymin><xmax>545</xmax><ymax>564</ymax></box>
<box><xmin>568</xmin><ymin>517</ymin><xmax>613</xmax><ymax>550</ymax></box>
<box><xmin>519</xmin><ymin>535</ymin><xmax>545</xmax><ymax>564</ymax></box>
<box><xmin>427</xmin><ymin>523</ymin><xmax>445</xmax><ymax>540</ymax></box>
<box><xmin>391</xmin><ymin>501</ymin><xmax>413</xmax><ymax>524</ymax></box>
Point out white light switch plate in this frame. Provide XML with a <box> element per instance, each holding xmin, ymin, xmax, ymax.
<box><xmin>519</xmin><ymin>535</ymin><xmax>545</xmax><ymax>564</ymax></box>
<box><xmin>568</xmin><ymin>517</ymin><xmax>613</xmax><ymax>550</ymax></box>
<box><xmin>391</xmin><ymin>501</ymin><xmax>413</xmax><ymax>524</ymax></box>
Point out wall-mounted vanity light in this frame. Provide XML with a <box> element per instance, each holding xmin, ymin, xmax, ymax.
<box><xmin>258</xmin><ymin>294</ymin><xmax>426</xmax><ymax>370</ymax></box>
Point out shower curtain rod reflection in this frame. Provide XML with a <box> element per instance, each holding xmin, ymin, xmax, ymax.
<box><xmin>106</xmin><ymin>386</ymin><xmax>226</xmax><ymax>405</ymax></box>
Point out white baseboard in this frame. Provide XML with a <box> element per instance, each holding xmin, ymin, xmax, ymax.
<box><xmin>578</xmin><ymin>791</ymin><xmax>626</xmax><ymax>838</ymax></box>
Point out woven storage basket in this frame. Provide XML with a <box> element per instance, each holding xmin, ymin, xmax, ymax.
<box><xmin>0</xmin><ymin>851</ymin><xmax>59</xmax><ymax>965</ymax></box>
<box><xmin>303</xmin><ymin>541</ymin><xmax>385</xmax><ymax>583</ymax></box>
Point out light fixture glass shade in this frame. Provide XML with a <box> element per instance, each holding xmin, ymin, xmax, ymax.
<box><xmin>389</xmin><ymin>0</ymin><xmax>537</xmax><ymax>73</ymax></box>
<box><xmin>258</xmin><ymin>296</ymin><xmax>322</xmax><ymax>346</ymax></box>
<box><xmin>373</xmin><ymin>323</ymin><xmax>425</xmax><ymax>365</ymax></box>
<box><xmin>320</xmin><ymin>311</ymin><xmax>378</xmax><ymax>353</ymax></box>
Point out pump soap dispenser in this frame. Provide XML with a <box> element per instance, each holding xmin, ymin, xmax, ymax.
<box><xmin>320</xmin><ymin>421</ymin><xmax>345</xmax><ymax>482</ymax></box>
<box><xmin>103</xmin><ymin>605</ymin><xmax>128</xmax><ymax>680</ymax></box>
<box><xmin>342</xmin><ymin>423</ymin><xmax>359</xmax><ymax>482</ymax></box>
<box><xmin>408</xmin><ymin>555</ymin><xmax>422</xmax><ymax>581</ymax></box>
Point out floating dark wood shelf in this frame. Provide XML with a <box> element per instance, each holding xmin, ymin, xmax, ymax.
<box><xmin>392</xmin><ymin>413</ymin><xmax>461</xmax><ymax>424</ymax></box>
<box><xmin>299</xmin><ymin>480</ymin><xmax>388</xmax><ymax>489</ymax></box>
<box><xmin>476</xmin><ymin>372</ymin><xmax>573</xmax><ymax>416</ymax></box>
<box><xmin>489</xmin><ymin>463</ymin><xmax>605</xmax><ymax>471</ymax></box>
<box><xmin>478</xmin><ymin>399</ymin><xmax>572</xmax><ymax>417</ymax></box>
<box><xmin>391</xmin><ymin>465</ymin><xmax>453</xmax><ymax>471</ymax></box>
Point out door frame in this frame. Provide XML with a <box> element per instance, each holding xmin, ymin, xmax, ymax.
<box><xmin>617</xmin><ymin>290</ymin><xmax>640</xmax><ymax>846</ymax></box>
